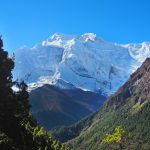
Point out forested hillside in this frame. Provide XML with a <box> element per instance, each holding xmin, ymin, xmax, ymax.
<box><xmin>53</xmin><ymin>58</ymin><xmax>150</xmax><ymax>150</ymax></box>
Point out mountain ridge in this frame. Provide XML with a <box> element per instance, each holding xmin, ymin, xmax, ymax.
<box><xmin>13</xmin><ymin>33</ymin><xmax>150</xmax><ymax>95</ymax></box>
<box><xmin>29</xmin><ymin>84</ymin><xmax>106</xmax><ymax>130</ymax></box>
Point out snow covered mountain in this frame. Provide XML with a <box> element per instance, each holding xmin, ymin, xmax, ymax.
<box><xmin>13</xmin><ymin>33</ymin><xmax>150</xmax><ymax>95</ymax></box>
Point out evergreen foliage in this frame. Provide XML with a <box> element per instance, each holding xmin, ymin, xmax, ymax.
<box><xmin>0</xmin><ymin>37</ymin><xmax>67</xmax><ymax>150</ymax></box>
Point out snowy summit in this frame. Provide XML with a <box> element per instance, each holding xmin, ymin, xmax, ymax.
<box><xmin>13</xmin><ymin>33</ymin><xmax>150</xmax><ymax>95</ymax></box>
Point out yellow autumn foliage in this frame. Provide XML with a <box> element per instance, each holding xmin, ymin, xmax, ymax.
<box><xmin>102</xmin><ymin>126</ymin><xmax>124</xmax><ymax>144</ymax></box>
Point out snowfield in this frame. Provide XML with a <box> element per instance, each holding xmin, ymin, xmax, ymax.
<box><xmin>13</xmin><ymin>33</ymin><xmax>150</xmax><ymax>95</ymax></box>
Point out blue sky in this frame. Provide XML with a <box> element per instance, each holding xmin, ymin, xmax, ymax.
<box><xmin>0</xmin><ymin>0</ymin><xmax>150</xmax><ymax>51</ymax></box>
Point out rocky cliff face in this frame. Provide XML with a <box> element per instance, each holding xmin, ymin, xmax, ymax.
<box><xmin>106</xmin><ymin>57</ymin><xmax>150</xmax><ymax>109</ymax></box>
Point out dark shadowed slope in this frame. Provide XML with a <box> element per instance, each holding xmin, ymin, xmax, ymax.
<box><xmin>29</xmin><ymin>85</ymin><xmax>106</xmax><ymax>130</ymax></box>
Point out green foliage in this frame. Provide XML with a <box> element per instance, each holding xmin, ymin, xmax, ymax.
<box><xmin>57</xmin><ymin>95</ymin><xmax>150</xmax><ymax>150</ymax></box>
<box><xmin>102</xmin><ymin>126</ymin><xmax>125</xmax><ymax>150</ymax></box>
<box><xmin>0</xmin><ymin>37</ymin><xmax>68</xmax><ymax>150</ymax></box>
<box><xmin>51</xmin><ymin>113</ymin><xmax>96</xmax><ymax>142</ymax></box>
<box><xmin>102</xmin><ymin>126</ymin><xmax>124</xmax><ymax>144</ymax></box>
<box><xmin>33</xmin><ymin>126</ymin><xmax>67</xmax><ymax>150</ymax></box>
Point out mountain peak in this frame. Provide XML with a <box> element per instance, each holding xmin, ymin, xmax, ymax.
<box><xmin>49</xmin><ymin>33</ymin><xmax>75</xmax><ymax>41</ymax></box>
<box><xmin>50</xmin><ymin>33</ymin><xmax>66</xmax><ymax>40</ymax></box>
<box><xmin>82</xmin><ymin>33</ymin><xmax>97</xmax><ymax>41</ymax></box>
<box><xmin>50</xmin><ymin>32</ymin><xmax>103</xmax><ymax>42</ymax></box>
<box><xmin>82</xmin><ymin>33</ymin><xmax>105</xmax><ymax>43</ymax></box>
<box><xmin>14</xmin><ymin>33</ymin><xmax>150</xmax><ymax>95</ymax></box>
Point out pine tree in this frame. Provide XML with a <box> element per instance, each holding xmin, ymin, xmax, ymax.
<box><xmin>0</xmin><ymin>36</ymin><xmax>18</xmax><ymax>149</ymax></box>
<box><xmin>0</xmin><ymin>36</ymin><xmax>32</xmax><ymax>149</ymax></box>
<box><xmin>0</xmin><ymin>36</ymin><xmax>15</xmax><ymax>126</ymax></box>
<box><xmin>0</xmin><ymin>37</ymin><xmax>14</xmax><ymax>102</ymax></box>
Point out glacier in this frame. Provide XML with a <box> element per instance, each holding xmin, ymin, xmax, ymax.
<box><xmin>13</xmin><ymin>33</ymin><xmax>150</xmax><ymax>95</ymax></box>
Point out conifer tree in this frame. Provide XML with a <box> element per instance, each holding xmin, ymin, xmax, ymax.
<box><xmin>0</xmin><ymin>36</ymin><xmax>31</xmax><ymax>149</ymax></box>
<box><xmin>0</xmin><ymin>36</ymin><xmax>14</xmax><ymax>98</ymax></box>
<box><xmin>0</xmin><ymin>37</ymin><xmax>67</xmax><ymax>150</ymax></box>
